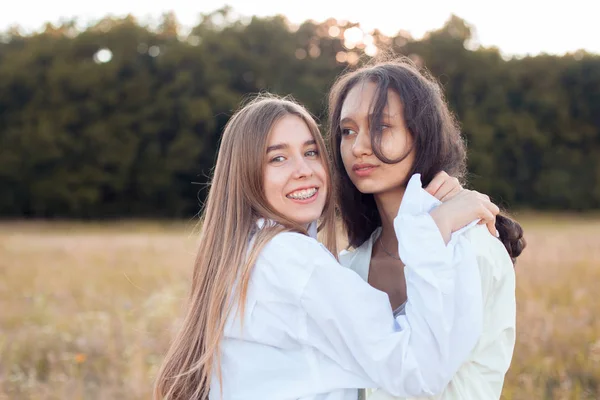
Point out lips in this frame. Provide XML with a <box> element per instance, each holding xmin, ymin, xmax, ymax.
<box><xmin>352</xmin><ymin>163</ymin><xmax>378</xmax><ymax>177</ymax></box>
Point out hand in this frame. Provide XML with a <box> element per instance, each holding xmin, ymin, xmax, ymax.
<box><xmin>425</xmin><ymin>171</ymin><xmax>462</xmax><ymax>202</ymax></box>
<box><xmin>429</xmin><ymin>189</ymin><xmax>500</xmax><ymax>243</ymax></box>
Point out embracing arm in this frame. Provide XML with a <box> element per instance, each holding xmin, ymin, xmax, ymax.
<box><xmin>365</xmin><ymin>229</ymin><xmax>516</xmax><ymax>400</ymax></box>
<box><xmin>288</xmin><ymin>175</ymin><xmax>486</xmax><ymax>397</ymax></box>
<box><xmin>295</xmin><ymin>212</ymin><xmax>480</xmax><ymax>397</ymax></box>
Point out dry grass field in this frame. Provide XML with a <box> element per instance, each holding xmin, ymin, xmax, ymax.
<box><xmin>1</xmin><ymin>214</ymin><xmax>599</xmax><ymax>399</ymax></box>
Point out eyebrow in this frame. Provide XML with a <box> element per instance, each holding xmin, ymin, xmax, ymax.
<box><xmin>340</xmin><ymin>112</ymin><xmax>395</xmax><ymax>126</ymax></box>
<box><xmin>266</xmin><ymin>139</ymin><xmax>316</xmax><ymax>153</ymax></box>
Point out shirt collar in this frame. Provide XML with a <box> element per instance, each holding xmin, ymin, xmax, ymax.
<box><xmin>255</xmin><ymin>218</ymin><xmax>318</xmax><ymax>239</ymax></box>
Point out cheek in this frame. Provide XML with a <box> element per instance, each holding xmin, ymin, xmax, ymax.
<box><xmin>380</xmin><ymin>152</ymin><xmax>416</xmax><ymax>187</ymax></box>
<box><xmin>380</xmin><ymin>130</ymin><xmax>413</xmax><ymax>160</ymax></box>
<box><xmin>313</xmin><ymin>161</ymin><xmax>328</xmax><ymax>187</ymax></box>
<box><xmin>263</xmin><ymin>168</ymin><xmax>285</xmax><ymax>204</ymax></box>
<box><xmin>339</xmin><ymin>142</ymin><xmax>353</xmax><ymax>171</ymax></box>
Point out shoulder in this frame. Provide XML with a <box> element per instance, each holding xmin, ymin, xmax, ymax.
<box><xmin>338</xmin><ymin>229</ymin><xmax>378</xmax><ymax>273</ymax></box>
<box><xmin>264</xmin><ymin>231</ymin><xmax>335</xmax><ymax>260</ymax></box>
<box><xmin>339</xmin><ymin>247</ymin><xmax>358</xmax><ymax>268</ymax></box>
<box><xmin>339</xmin><ymin>246</ymin><xmax>366</xmax><ymax>276</ymax></box>
<box><xmin>463</xmin><ymin>224</ymin><xmax>514</xmax><ymax>283</ymax></box>
<box><xmin>255</xmin><ymin>231</ymin><xmax>337</xmax><ymax>296</ymax></box>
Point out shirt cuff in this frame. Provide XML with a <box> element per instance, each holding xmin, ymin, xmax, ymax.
<box><xmin>395</xmin><ymin>212</ymin><xmax>454</xmax><ymax>269</ymax></box>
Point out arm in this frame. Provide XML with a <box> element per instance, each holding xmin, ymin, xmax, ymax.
<box><xmin>366</xmin><ymin>229</ymin><xmax>516</xmax><ymax>400</ymax></box>
<box><xmin>295</xmin><ymin>184</ymin><xmax>483</xmax><ymax>397</ymax></box>
<box><xmin>425</xmin><ymin>170</ymin><xmax>500</xmax><ymax>239</ymax></box>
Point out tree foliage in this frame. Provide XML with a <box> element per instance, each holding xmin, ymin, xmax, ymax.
<box><xmin>0</xmin><ymin>12</ymin><xmax>598</xmax><ymax>217</ymax></box>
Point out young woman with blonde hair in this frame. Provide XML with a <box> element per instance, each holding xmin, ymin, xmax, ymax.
<box><xmin>154</xmin><ymin>94</ymin><xmax>500</xmax><ymax>399</ymax></box>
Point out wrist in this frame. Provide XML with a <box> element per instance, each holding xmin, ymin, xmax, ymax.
<box><xmin>429</xmin><ymin>207</ymin><xmax>452</xmax><ymax>244</ymax></box>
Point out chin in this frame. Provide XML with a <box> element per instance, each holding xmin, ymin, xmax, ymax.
<box><xmin>352</xmin><ymin>179</ymin><xmax>403</xmax><ymax>195</ymax></box>
<box><xmin>290</xmin><ymin>210</ymin><xmax>322</xmax><ymax>226</ymax></box>
<box><xmin>295</xmin><ymin>214</ymin><xmax>320</xmax><ymax>226</ymax></box>
<box><xmin>351</xmin><ymin>181</ymin><xmax>379</xmax><ymax>195</ymax></box>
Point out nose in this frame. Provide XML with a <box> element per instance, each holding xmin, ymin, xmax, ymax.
<box><xmin>351</xmin><ymin>129</ymin><xmax>372</xmax><ymax>158</ymax></box>
<box><xmin>292</xmin><ymin>156</ymin><xmax>314</xmax><ymax>179</ymax></box>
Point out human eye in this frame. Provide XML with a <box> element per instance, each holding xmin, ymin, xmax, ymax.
<box><xmin>341</xmin><ymin>128</ymin><xmax>356</xmax><ymax>136</ymax></box>
<box><xmin>305</xmin><ymin>149</ymin><xmax>319</xmax><ymax>157</ymax></box>
<box><xmin>269</xmin><ymin>155</ymin><xmax>286</xmax><ymax>163</ymax></box>
<box><xmin>374</xmin><ymin>122</ymin><xmax>391</xmax><ymax>131</ymax></box>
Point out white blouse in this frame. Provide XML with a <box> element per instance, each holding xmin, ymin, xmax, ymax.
<box><xmin>210</xmin><ymin>174</ymin><xmax>483</xmax><ymax>400</ymax></box>
<box><xmin>340</xmin><ymin>189</ymin><xmax>516</xmax><ymax>400</ymax></box>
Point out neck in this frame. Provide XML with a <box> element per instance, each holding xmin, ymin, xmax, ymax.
<box><xmin>374</xmin><ymin>186</ymin><xmax>406</xmax><ymax>251</ymax></box>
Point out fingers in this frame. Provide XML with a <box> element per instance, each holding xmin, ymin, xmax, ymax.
<box><xmin>486</xmin><ymin>219</ymin><xmax>497</xmax><ymax>237</ymax></box>
<box><xmin>472</xmin><ymin>191</ymin><xmax>500</xmax><ymax>216</ymax></box>
<box><xmin>487</xmin><ymin>202</ymin><xmax>499</xmax><ymax>236</ymax></box>
<box><xmin>483</xmin><ymin>196</ymin><xmax>500</xmax><ymax>216</ymax></box>
<box><xmin>426</xmin><ymin>173</ymin><xmax>462</xmax><ymax>202</ymax></box>
<box><xmin>478</xmin><ymin>200</ymin><xmax>498</xmax><ymax>236</ymax></box>
<box><xmin>472</xmin><ymin>190</ymin><xmax>490</xmax><ymax>202</ymax></box>
<box><xmin>439</xmin><ymin>182</ymin><xmax>462</xmax><ymax>202</ymax></box>
<box><xmin>490</xmin><ymin>202</ymin><xmax>500</xmax><ymax>216</ymax></box>
<box><xmin>424</xmin><ymin>171</ymin><xmax>449</xmax><ymax>196</ymax></box>
<box><xmin>441</xmin><ymin>188</ymin><xmax>500</xmax><ymax>236</ymax></box>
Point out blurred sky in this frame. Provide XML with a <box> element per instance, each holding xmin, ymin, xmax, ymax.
<box><xmin>2</xmin><ymin>0</ymin><xmax>598</xmax><ymax>57</ymax></box>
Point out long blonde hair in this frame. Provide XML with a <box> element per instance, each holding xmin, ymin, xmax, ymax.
<box><xmin>154</xmin><ymin>94</ymin><xmax>338</xmax><ymax>399</ymax></box>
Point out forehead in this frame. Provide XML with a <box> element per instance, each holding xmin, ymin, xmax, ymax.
<box><xmin>268</xmin><ymin>115</ymin><xmax>314</xmax><ymax>145</ymax></box>
<box><xmin>340</xmin><ymin>81</ymin><xmax>402</xmax><ymax>120</ymax></box>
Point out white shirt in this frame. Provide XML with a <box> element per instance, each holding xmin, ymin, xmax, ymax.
<box><xmin>210</xmin><ymin>174</ymin><xmax>483</xmax><ymax>400</ymax></box>
<box><xmin>340</xmin><ymin>190</ymin><xmax>516</xmax><ymax>400</ymax></box>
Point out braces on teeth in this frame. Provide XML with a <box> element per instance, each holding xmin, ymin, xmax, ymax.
<box><xmin>287</xmin><ymin>188</ymin><xmax>317</xmax><ymax>200</ymax></box>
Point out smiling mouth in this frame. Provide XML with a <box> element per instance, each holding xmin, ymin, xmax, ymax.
<box><xmin>286</xmin><ymin>187</ymin><xmax>318</xmax><ymax>200</ymax></box>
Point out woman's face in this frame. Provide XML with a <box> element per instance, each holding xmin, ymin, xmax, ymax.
<box><xmin>263</xmin><ymin>115</ymin><xmax>328</xmax><ymax>226</ymax></box>
<box><xmin>339</xmin><ymin>81</ymin><xmax>415</xmax><ymax>195</ymax></box>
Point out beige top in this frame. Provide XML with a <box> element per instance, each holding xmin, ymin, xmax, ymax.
<box><xmin>340</xmin><ymin>224</ymin><xmax>516</xmax><ymax>400</ymax></box>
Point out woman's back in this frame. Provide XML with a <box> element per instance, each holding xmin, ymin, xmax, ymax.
<box><xmin>212</xmin><ymin>230</ymin><xmax>363</xmax><ymax>399</ymax></box>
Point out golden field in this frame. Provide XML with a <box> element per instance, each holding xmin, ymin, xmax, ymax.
<box><xmin>1</xmin><ymin>215</ymin><xmax>599</xmax><ymax>399</ymax></box>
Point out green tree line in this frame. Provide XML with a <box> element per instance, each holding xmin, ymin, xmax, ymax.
<box><xmin>1</xmin><ymin>8</ymin><xmax>598</xmax><ymax>218</ymax></box>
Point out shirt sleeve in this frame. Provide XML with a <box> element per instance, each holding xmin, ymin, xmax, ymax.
<box><xmin>366</xmin><ymin>228</ymin><xmax>516</xmax><ymax>400</ymax></box>
<box><xmin>459</xmin><ymin>231</ymin><xmax>516</xmax><ymax>398</ymax></box>
<box><xmin>297</xmin><ymin>209</ymin><xmax>483</xmax><ymax>398</ymax></box>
